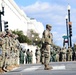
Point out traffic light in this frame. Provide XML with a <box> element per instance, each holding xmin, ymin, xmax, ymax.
<box><xmin>4</xmin><ymin>21</ymin><xmax>8</xmax><ymax>31</ymax></box>
<box><xmin>69</xmin><ymin>25</ymin><xmax>72</xmax><ymax>36</ymax></box>
<box><xmin>69</xmin><ymin>22</ymin><xmax>72</xmax><ymax>36</ymax></box>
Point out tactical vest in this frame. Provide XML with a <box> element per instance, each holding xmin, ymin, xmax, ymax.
<box><xmin>43</xmin><ymin>30</ymin><xmax>52</xmax><ymax>44</ymax></box>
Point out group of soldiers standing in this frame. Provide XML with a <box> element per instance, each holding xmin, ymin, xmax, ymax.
<box><xmin>35</xmin><ymin>43</ymin><xmax>76</xmax><ymax>67</ymax></box>
<box><xmin>25</xmin><ymin>49</ymin><xmax>33</xmax><ymax>64</ymax></box>
<box><xmin>50</xmin><ymin>46</ymin><xmax>75</xmax><ymax>62</ymax></box>
<box><xmin>0</xmin><ymin>30</ymin><xmax>20</xmax><ymax>72</ymax></box>
<box><xmin>0</xmin><ymin>24</ymin><xmax>75</xmax><ymax>72</ymax></box>
<box><xmin>20</xmin><ymin>48</ymin><xmax>33</xmax><ymax>64</ymax></box>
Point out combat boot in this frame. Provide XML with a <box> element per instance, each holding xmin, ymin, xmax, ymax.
<box><xmin>41</xmin><ymin>62</ymin><xmax>44</xmax><ymax>64</ymax></box>
<box><xmin>2</xmin><ymin>67</ymin><xmax>9</xmax><ymax>72</ymax></box>
<box><xmin>44</xmin><ymin>65</ymin><xmax>53</xmax><ymax>70</ymax></box>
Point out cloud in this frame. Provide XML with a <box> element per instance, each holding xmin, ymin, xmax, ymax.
<box><xmin>22</xmin><ymin>1</ymin><xmax>66</xmax><ymax>14</ymax></box>
<box><xmin>22</xmin><ymin>1</ymin><xmax>66</xmax><ymax>26</ymax></box>
<box><xmin>52</xmin><ymin>31</ymin><xmax>63</xmax><ymax>45</ymax></box>
<box><xmin>22</xmin><ymin>1</ymin><xmax>50</xmax><ymax>13</ymax></box>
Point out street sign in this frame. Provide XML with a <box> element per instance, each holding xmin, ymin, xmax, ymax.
<box><xmin>62</xmin><ymin>36</ymin><xmax>69</xmax><ymax>39</ymax></box>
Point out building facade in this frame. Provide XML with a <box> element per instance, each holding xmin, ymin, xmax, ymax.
<box><xmin>0</xmin><ymin>0</ymin><xmax>44</xmax><ymax>37</ymax></box>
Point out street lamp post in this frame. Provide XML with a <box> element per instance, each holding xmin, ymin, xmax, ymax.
<box><xmin>65</xmin><ymin>15</ymin><xmax>69</xmax><ymax>47</ymax></box>
<box><xmin>67</xmin><ymin>4</ymin><xmax>72</xmax><ymax>47</ymax></box>
<box><xmin>0</xmin><ymin>2</ymin><xmax>4</xmax><ymax>32</ymax></box>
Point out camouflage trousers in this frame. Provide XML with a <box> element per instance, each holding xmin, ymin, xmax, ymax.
<box><xmin>56</xmin><ymin>54</ymin><xmax>59</xmax><ymax>62</ymax></box>
<box><xmin>41</xmin><ymin>49</ymin><xmax>44</xmax><ymax>64</ymax></box>
<box><xmin>36</xmin><ymin>55</ymin><xmax>40</xmax><ymax>63</ymax></box>
<box><xmin>68</xmin><ymin>54</ymin><xmax>72</xmax><ymax>61</ymax></box>
<box><xmin>44</xmin><ymin>45</ymin><xmax>50</xmax><ymax>66</ymax></box>
<box><xmin>62</xmin><ymin>54</ymin><xmax>66</xmax><ymax>61</ymax></box>
<box><xmin>41</xmin><ymin>55</ymin><xmax>44</xmax><ymax>64</ymax></box>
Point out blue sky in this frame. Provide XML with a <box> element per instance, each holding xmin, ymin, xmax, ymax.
<box><xmin>14</xmin><ymin>0</ymin><xmax>76</xmax><ymax>47</ymax></box>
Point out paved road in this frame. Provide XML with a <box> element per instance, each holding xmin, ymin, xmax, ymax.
<box><xmin>1</xmin><ymin>61</ymin><xmax>76</xmax><ymax>75</ymax></box>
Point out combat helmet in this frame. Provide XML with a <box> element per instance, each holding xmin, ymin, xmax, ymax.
<box><xmin>46</xmin><ymin>24</ymin><xmax>52</xmax><ymax>28</ymax></box>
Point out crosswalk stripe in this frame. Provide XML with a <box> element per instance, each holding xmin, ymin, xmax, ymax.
<box><xmin>21</xmin><ymin>66</ymin><xmax>41</xmax><ymax>72</ymax></box>
<box><xmin>52</xmin><ymin>65</ymin><xmax>65</xmax><ymax>70</ymax></box>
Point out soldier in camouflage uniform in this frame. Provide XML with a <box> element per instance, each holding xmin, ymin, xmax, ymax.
<box><xmin>0</xmin><ymin>32</ymin><xmax>5</xmax><ymax>71</ymax></box>
<box><xmin>67</xmin><ymin>47</ymin><xmax>72</xmax><ymax>61</ymax></box>
<box><xmin>4</xmin><ymin>30</ymin><xmax>20</xmax><ymax>70</ymax></box>
<box><xmin>35</xmin><ymin>48</ymin><xmax>40</xmax><ymax>63</ymax></box>
<box><xmin>26</xmin><ymin>49</ymin><xmax>30</xmax><ymax>64</ymax></box>
<box><xmin>5</xmin><ymin>31</ymin><xmax>13</xmax><ymax>66</ymax></box>
<box><xmin>29</xmin><ymin>50</ymin><xmax>33</xmax><ymax>64</ymax></box>
<box><xmin>62</xmin><ymin>47</ymin><xmax>66</xmax><ymax>62</ymax></box>
<box><xmin>50</xmin><ymin>48</ymin><xmax>56</xmax><ymax>62</ymax></box>
<box><xmin>53</xmin><ymin>48</ymin><xmax>57</xmax><ymax>62</ymax></box>
<box><xmin>0</xmin><ymin>31</ymin><xmax>9</xmax><ymax>72</ymax></box>
<box><xmin>42</xmin><ymin>24</ymin><xmax>53</xmax><ymax>70</ymax></box>
<box><xmin>59</xmin><ymin>48</ymin><xmax>62</xmax><ymax>61</ymax></box>
<box><xmin>12</xmin><ymin>34</ymin><xmax>20</xmax><ymax>65</ymax></box>
<box><xmin>55</xmin><ymin>48</ymin><xmax>59</xmax><ymax>62</ymax></box>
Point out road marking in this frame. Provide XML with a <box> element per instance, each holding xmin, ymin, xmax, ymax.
<box><xmin>12</xmin><ymin>67</ymin><xmax>20</xmax><ymax>71</ymax></box>
<box><xmin>21</xmin><ymin>65</ymin><xmax>65</xmax><ymax>72</ymax></box>
<box><xmin>52</xmin><ymin>65</ymin><xmax>65</xmax><ymax>70</ymax></box>
<box><xmin>21</xmin><ymin>66</ymin><xmax>41</xmax><ymax>72</ymax></box>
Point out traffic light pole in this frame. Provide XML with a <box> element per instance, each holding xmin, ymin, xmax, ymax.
<box><xmin>68</xmin><ymin>8</ymin><xmax>72</xmax><ymax>47</ymax></box>
<box><xmin>0</xmin><ymin>13</ymin><xmax>2</xmax><ymax>31</ymax></box>
<box><xmin>0</xmin><ymin>5</ymin><xmax>4</xmax><ymax>32</ymax></box>
<box><xmin>66</xmin><ymin>17</ymin><xmax>69</xmax><ymax>47</ymax></box>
